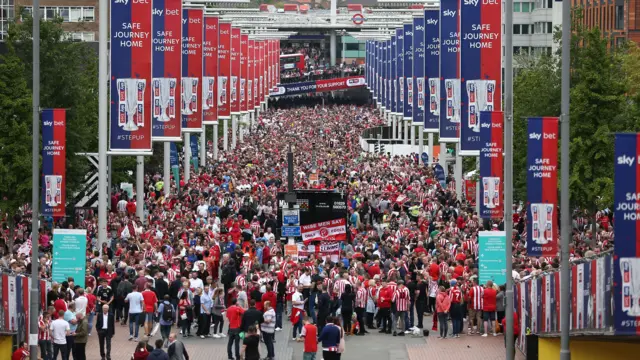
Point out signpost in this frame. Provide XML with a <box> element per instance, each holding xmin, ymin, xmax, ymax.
<box><xmin>478</xmin><ymin>231</ymin><xmax>507</xmax><ymax>285</ymax></box>
<box><xmin>52</xmin><ymin>229</ymin><xmax>87</xmax><ymax>288</ymax></box>
<box><xmin>281</xmin><ymin>226</ymin><xmax>302</xmax><ymax>237</ymax></box>
<box><xmin>282</xmin><ymin>208</ymin><xmax>300</xmax><ymax>225</ymax></box>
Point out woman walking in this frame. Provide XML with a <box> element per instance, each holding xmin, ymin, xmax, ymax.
<box><xmin>211</xmin><ymin>288</ymin><xmax>226</xmax><ymax>339</ymax></box>
<box><xmin>436</xmin><ymin>286</ymin><xmax>451</xmax><ymax>339</ymax></box>
<box><xmin>178</xmin><ymin>292</ymin><xmax>193</xmax><ymax>337</ymax></box>
<box><xmin>340</xmin><ymin>285</ymin><xmax>355</xmax><ymax>335</ymax></box>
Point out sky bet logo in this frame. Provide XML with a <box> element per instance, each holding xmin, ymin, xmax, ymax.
<box><xmin>426</xmin><ymin>19</ymin><xmax>438</xmax><ymax>26</ymax></box>
<box><xmin>480</xmin><ymin>122</ymin><xmax>491</xmax><ymax>129</ymax></box>
<box><xmin>617</xmin><ymin>155</ymin><xmax>636</xmax><ymax>167</ymax></box>
<box><xmin>443</xmin><ymin>10</ymin><xmax>456</xmax><ymax>17</ymax></box>
<box><xmin>415</xmin><ymin>25</ymin><xmax>425</xmax><ymax>31</ymax></box>
<box><xmin>464</xmin><ymin>0</ymin><xmax>479</xmax><ymax>6</ymax></box>
<box><xmin>529</xmin><ymin>132</ymin><xmax>556</xmax><ymax>140</ymax></box>
<box><xmin>114</xmin><ymin>0</ymin><xmax>128</xmax><ymax>4</ymax></box>
<box><xmin>529</xmin><ymin>132</ymin><xmax>541</xmax><ymax>140</ymax></box>
<box><xmin>405</xmin><ymin>31</ymin><xmax>413</xmax><ymax>36</ymax></box>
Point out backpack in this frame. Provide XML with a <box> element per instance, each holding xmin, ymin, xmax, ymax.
<box><xmin>161</xmin><ymin>302</ymin><xmax>174</xmax><ymax>322</ymax></box>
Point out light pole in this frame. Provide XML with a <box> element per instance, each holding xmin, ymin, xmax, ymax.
<box><xmin>30</xmin><ymin>2</ymin><xmax>41</xmax><ymax>359</ymax></box>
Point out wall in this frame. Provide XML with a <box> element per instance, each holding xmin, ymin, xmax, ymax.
<box><xmin>538</xmin><ymin>337</ymin><xmax>640</xmax><ymax>360</ymax></box>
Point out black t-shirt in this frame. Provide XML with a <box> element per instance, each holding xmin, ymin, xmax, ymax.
<box><xmin>417</xmin><ymin>281</ymin><xmax>428</xmax><ymax>302</ymax></box>
<box><xmin>406</xmin><ymin>281</ymin><xmax>417</xmax><ymax>301</ymax></box>
<box><xmin>243</xmin><ymin>335</ymin><xmax>261</xmax><ymax>360</ymax></box>
<box><xmin>96</xmin><ymin>285</ymin><xmax>114</xmax><ymax>304</ymax></box>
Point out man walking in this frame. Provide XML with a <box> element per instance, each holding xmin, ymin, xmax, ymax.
<box><xmin>158</xmin><ymin>295</ymin><xmax>176</xmax><ymax>346</ymax></box>
<box><xmin>73</xmin><ymin>312</ymin><xmax>88</xmax><ymax>360</ymax></box>
<box><xmin>226</xmin><ymin>298</ymin><xmax>245</xmax><ymax>360</ymax></box>
<box><xmin>392</xmin><ymin>280</ymin><xmax>410</xmax><ymax>336</ymax></box>
<box><xmin>50</xmin><ymin>310</ymin><xmax>70</xmax><ymax>360</ymax></box>
<box><xmin>142</xmin><ymin>282</ymin><xmax>158</xmax><ymax>338</ymax></box>
<box><xmin>468</xmin><ymin>278</ymin><xmax>484</xmax><ymax>335</ymax></box>
<box><xmin>125</xmin><ymin>284</ymin><xmax>144</xmax><ymax>340</ymax></box>
<box><xmin>355</xmin><ymin>281</ymin><xmax>368</xmax><ymax>335</ymax></box>
<box><xmin>261</xmin><ymin>301</ymin><xmax>276</xmax><ymax>360</ymax></box>
<box><xmin>167</xmin><ymin>333</ymin><xmax>190</xmax><ymax>360</ymax></box>
<box><xmin>96</xmin><ymin>304</ymin><xmax>115</xmax><ymax>360</ymax></box>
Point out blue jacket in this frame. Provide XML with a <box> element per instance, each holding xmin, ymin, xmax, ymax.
<box><xmin>318</xmin><ymin>324</ymin><xmax>341</xmax><ymax>348</ymax></box>
<box><xmin>147</xmin><ymin>348</ymin><xmax>169</xmax><ymax>360</ymax></box>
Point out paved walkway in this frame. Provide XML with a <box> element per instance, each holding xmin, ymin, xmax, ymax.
<box><xmin>77</xmin><ymin>313</ymin><xmax>524</xmax><ymax>360</ymax></box>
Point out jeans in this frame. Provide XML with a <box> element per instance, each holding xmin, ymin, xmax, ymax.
<box><xmin>129</xmin><ymin>313</ymin><xmax>141</xmax><ymax>337</ymax></box>
<box><xmin>39</xmin><ymin>339</ymin><xmax>53</xmax><ymax>360</ymax></box>
<box><xmin>212</xmin><ymin>314</ymin><xmax>224</xmax><ymax>334</ymax></box>
<box><xmin>437</xmin><ymin>312</ymin><xmax>448</xmax><ymax>338</ymax></box>
<box><xmin>275</xmin><ymin>302</ymin><xmax>284</xmax><ymax>328</ymax></box>
<box><xmin>428</xmin><ymin>297</ymin><xmax>436</xmax><ymax>314</ymax></box>
<box><xmin>65</xmin><ymin>336</ymin><xmax>75</xmax><ymax>359</ymax></box>
<box><xmin>160</xmin><ymin>324</ymin><xmax>172</xmax><ymax>340</ymax></box>
<box><xmin>303</xmin><ymin>352</ymin><xmax>317</xmax><ymax>360</ymax></box>
<box><xmin>379</xmin><ymin>308</ymin><xmax>391</xmax><ymax>332</ymax></box>
<box><xmin>451</xmin><ymin>303</ymin><xmax>463</xmax><ymax>335</ymax></box>
<box><xmin>292</xmin><ymin>312</ymin><xmax>303</xmax><ymax>338</ymax></box>
<box><xmin>181</xmin><ymin>318</ymin><xmax>191</xmax><ymax>336</ymax></box>
<box><xmin>87</xmin><ymin>312</ymin><xmax>94</xmax><ymax>335</ymax></box>
<box><xmin>227</xmin><ymin>328</ymin><xmax>241</xmax><ymax>360</ymax></box>
<box><xmin>342</xmin><ymin>309</ymin><xmax>353</xmax><ymax>333</ymax></box>
<box><xmin>392</xmin><ymin>311</ymin><xmax>406</xmax><ymax>333</ymax></box>
<box><xmin>197</xmin><ymin>313</ymin><xmax>211</xmax><ymax>336</ymax></box>
<box><xmin>263</xmin><ymin>331</ymin><xmax>275</xmax><ymax>358</ymax></box>
<box><xmin>52</xmin><ymin>343</ymin><xmax>68</xmax><ymax>360</ymax></box>
<box><xmin>309</xmin><ymin>292</ymin><xmax>317</xmax><ymax>323</ymax></box>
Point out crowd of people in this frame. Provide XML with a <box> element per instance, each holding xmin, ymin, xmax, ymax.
<box><xmin>1</xmin><ymin>97</ymin><xmax>615</xmax><ymax>360</ymax></box>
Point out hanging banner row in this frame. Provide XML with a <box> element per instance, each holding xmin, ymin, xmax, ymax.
<box><xmin>110</xmin><ymin>0</ymin><xmax>281</xmax><ymax>153</ymax></box>
<box><xmin>364</xmin><ymin>0</ymin><xmax>502</xmax><ymax>155</ymax></box>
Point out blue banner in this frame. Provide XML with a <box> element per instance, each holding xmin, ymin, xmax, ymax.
<box><xmin>52</xmin><ymin>229</ymin><xmax>87</xmax><ymax>288</ymax></box>
<box><xmin>190</xmin><ymin>134</ymin><xmax>199</xmax><ymax>172</ymax></box>
<box><xmin>424</xmin><ymin>9</ymin><xmax>440</xmax><ymax>133</ymax></box>
<box><xmin>478</xmin><ymin>231</ymin><xmax>507</xmax><ymax>286</ymax></box>
<box><xmin>413</xmin><ymin>16</ymin><xmax>425</xmax><ymax>126</ymax></box>
<box><xmin>382</xmin><ymin>41</ymin><xmax>387</xmax><ymax>109</ymax></box>
<box><xmin>403</xmin><ymin>23</ymin><xmax>413</xmax><ymax>120</ymax></box>
<box><xmin>41</xmin><ymin>109</ymin><xmax>66</xmax><ymax>217</ymax></box>
<box><xmin>376</xmin><ymin>41</ymin><xmax>381</xmax><ymax>102</ymax></box>
<box><xmin>391</xmin><ymin>35</ymin><xmax>397</xmax><ymax>115</ymax></box>
<box><xmin>439</xmin><ymin>0</ymin><xmax>461</xmax><ymax>142</ymax></box>
<box><xmin>386</xmin><ymin>40</ymin><xmax>392</xmax><ymax>111</ymax></box>
<box><xmin>366</xmin><ymin>40</ymin><xmax>371</xmax><ymax>88</ymax></box>
<box><xmin>170</xmin><ymin>142</ymin><xmax>179</xmax><ymax>167</ymax></box>
<box><xmin>479</xmin><ymin>111</ymin><xmax>504</xmax><ymax>219</ymax></box>
<box><xmin>396</xmin><ymin>28</ymin><xmax>404</xmax><ymax>117</ymax></box>
<box><xmin>613</xmin><ymin>133</ymin><xmax>640</xmax><ymax>335</ymax></box>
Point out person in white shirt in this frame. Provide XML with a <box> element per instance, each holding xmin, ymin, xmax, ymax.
<box><xmin>299</xmin><ymin>269</ymin><xmax>312</xmax><ymax>311</ymax></box>
<box><xmin>125</xmin><ymin>287</ymin><xmax>144</xmax><ymax>340</ymax></box>
<box><xmin>188</xmin><ymin>272</ymin><xmax>204</xmax><ymax>291</ymax></box>
<box><xmin>264</xmin><ymin>228</ymin><xmax>275</xmax><ymax>242</ymax></box>
<box><xmin>74</xmin><ymin>288</ymin><xmax>88</xmax><ymax>316</ymax></box>
<box><xmin>50</xmin><ymin>310</ymin><xmax>71</xmax><ymax>360</ymax></box>
<box><xmin>116</xmin><ymin>198</ymin><xmax>127</xmax><ymax>213</ymax></box>
<box><xmin>197</xmin><ymin>201</ymin><xmax>209</xmax><ymax>219</ymax></box>
<box><xmin>291</xmin><ymin>286</ymin><xmax>306</xmax><ymax>340</ymax></box>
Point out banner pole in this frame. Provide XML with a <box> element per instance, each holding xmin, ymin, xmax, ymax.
<box><xmin>136</xmin><ymin>156</ymin><xmax>144</xmax><ymax>223</ymax></box>
<box><xmin>97</xmin><ymin>0</ymin><xmax>108</xmax><ymax>255</ymax></box>
<box><xmin>504</xmin><ymin>0</ymin><xmax>515</xmax><ymax>357</ymax></box>
<box><xmin>184</xmin><ymin>135</ymin><xmax>191</xmax><ymax>182</ymax></box>
<box><xmin>223</xmin><ymin>119</ymin><xmax>228</xmax><ymax>151</ymax></box>
<box><xmin>560</xmin><ymin>0</ymin><xmax>572</xmax><ymax>358</ymax></box>
<box><xmin>30</xmin><ymin>1</ymin><xmax>41</xmax><ymax>357</ymax></box>
<box><xmin>164</xmin><ymin>142</ymin><xmax>170</xmax><ymax>196</ymax></box>
<box><xmin>201</xmin><ymin>125</ymin><xmax>207</xmax><ymax>168</ymax></box>
<box><xmin>428</xmin><ymin>133</ymin><xmax>434</xmax><ymax>165</ymax></box>
<box><xmin>418</xmin><ymin>126</ymin><xmax>424</xmax><ymax>162</ymax></box>
<box><xmin>213</xmin><ymin>123</ymin><xmax>219</xmax><ymax>160</ymax></box>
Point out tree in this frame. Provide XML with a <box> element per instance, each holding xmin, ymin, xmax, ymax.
<box><xmin>512</xmin><ymin>54</ymin><xmax>561</xmax><ymax>201</ymax></box>
<box><xmin>0</xmin><ymin>51</ymin><xmax>33</xmax><ymax>245</ymax></box>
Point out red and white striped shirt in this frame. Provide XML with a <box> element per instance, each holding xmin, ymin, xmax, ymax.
<box><xmin>38</xmin><ymin>315</ymin><xmax>50</xmax><ymax>341</ymax></box>
<box><xmin>242</xmin><ymin>259</ymin><xmax>253</xmax><ymax>271</ymax></box>
<box><xmin>235</xmin><ymin>275</ymin><xmax>247</xmax><ymax>290</ymax></box>
<box><xmin>355</xmin><ymin>287</ymin><xmax>368</xmax><ymax>308</ymax></box>
<box><xmin>439</xmin><ymin>262</ymin><xmax>449</xmax><ymax>276</ymax></box>
<box><xmin>333</xmin><ymin>279</ymin><xmax>348</xmax><ymax>298</ymax></box>
<box><xmin>323</xmin><ymin>277</ymin><xmax>334</xmax><ymax>298</ymax></box>
<box><xmin>386</xmin><ymin>281</ymin><xmax>397</xmax><ymax>295</ymax></box>
<box><xmin>166</xmin><ymin>268</ymin><xmax>178</xmax><ymax>283</ymax></box>
<box><xmin>392</xmin><ymin>286</ymin><xmax>410</xmax><ymax>312</ymax></box>
<box><xmin>469</xmin><ymin>285</ymin><xmax>484</xmax><ymax>310</ymax></box>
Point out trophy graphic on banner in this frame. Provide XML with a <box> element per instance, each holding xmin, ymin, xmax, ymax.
<box><xmin>202</xmin><ymin>77</ymin><xmax>215</xmax><ymax>110</ymax></box>
<box><xmin>152</xmin><ymin>78</ymin><xmax>176</xmax><ymax>122</ymax></box>
<box><xmin>407</xmin><ymin>78</ymin><xmax>413</xmax><ymax>106</ymax></box>
<box><xmin>44</xmin><ymin>175</ymin><xmax>62</xmax><ymax>207</ymax></box>
<box><xmin>231</xmin><ymin>76</ymin><xmax>237</xmax><ymax>102</ymax></box>
<box><xmin>248</xmin><ymin>80</ymin><xmax>252</xmax><ymax>103</ymax></box>
<box><xmin>531</xmin><ymin>203</ymin><xmax>554</xmax><ymax>245</ymax></box>
<box><xmin>467</xmin><ymin>80</ymin><xmax>492</xmax><ymax>133</ymax></box>
<box><xmin>181</xmin><ymin>77</ymin><xmax>198</xmax><ymax>115</ymax></box>
<box><xmin>417</xmin><ymin>78</ymin><xmax>424</xmax><ymax>110</ymax></box>
<box><xmin>445</xmin><ymin>79</ymin><xmax>461</xmax><ymax>123</ymax></box>
<box><xmin>428</xmin><ymin>78</ymin><xmax>440</xmax><ymax>116</ymax></box>
<box><xmin>218</xmin><ymin>77</ymin><xmax>227</xmax><ymax>106</ymax></box>
<box><xmin>482</xmin><ymin>177</ymin><xmax>500</xmax><ymax>209</ymax></box>
<box><xmin>117</xmin><ymin>78</ymin><xmax>146</xmax><ymax>131</ymax></box>
<box><xmin>620</xmin><ymin>258</ymin><xmax>640</xmax><ymax>316</ymax></box>
<box><xmin>240</xmin><ymin>79</ymin><xmax>246</xmax><ymax>102</ymax></box>
<box><xmin>399</xmin><ymin>77</ymin><xmax>404</xmax><ymax>102</ymax></box>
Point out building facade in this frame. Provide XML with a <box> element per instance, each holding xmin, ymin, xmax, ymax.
<box><xmin>1</xmin><ymin>0</ymin><xmax>98</xmax><ymax>41</ymax></box>
<box><xmin>571</xmin><ymin>0</ymin><xmax>637</xmax><ymax>46</ymax></box>
<box><xmin>510</xmin><ymin>0</ymin><xmax>563</xmax><ymax>57</ymax></box>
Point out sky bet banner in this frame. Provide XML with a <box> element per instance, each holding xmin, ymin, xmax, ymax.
<box><xmin>403</xmin><ymin>25</ymin><xmax>413</xmax><ymax>121</ymax></box>
<box><xmin>439</xmin><ymin>0</ymin><xmax>461</xmax><ymax>143</ymax></box>
<box><xmin>386</xmin><ymin>40</ymin><xmax>392</xmax><ymax>112</ymax></box>
<box><xmin>413</xmin><ymin>17</ymin><xmax>425</xmax><ymax>126</ymax></box>
<box><xmin>203</xmin><ymin>15</ymin><xmax>219</xmax><ymax>125</ymax></box>
<box><xmin>376</xmin><ymin>41</ymin><xmax>381</xmax><ymax>102</ymax></box>
<box><xmin>396</xmin><ymin>29</ymin><xmax>404</xmax><ymax>118</ymax></box>
<box><xmin>613</xmin><ymin>133</ymin><xmax>640</xmax><ymax>335</ymax></box>
<box><xmin>381</xmin><ymin>41</ymin><xmax>387</xmax><ymax>110</ymax></box>
<box><xmin>425</xmin><ymin>9</ymin><xmax>440</xmax><ymax>133</ymax></box>
<box><xmin>479</xmin><ymin>111</ymin><xmax>503</xmax><ymax>219</ymax></box>
<box><xmin>270</xmin><ymin>76</ymin><xmax>366</xmax><ymax>97</ymax></box>
<box><xmin>41</xmin><ymin>109</ymin><xmax>66</xmax><ymax>217</ymax></box>
<box><xmin>248</xmin><ymin>40</ymin><xmax>256</xmax><ymax>110</ymax></box>
<box><xmin>181</xmin><ymin>8</ymin><xmax>203</xmax><ymax>133</ymax></box>
<box><xmin>460</xmin><ymin>0</ymin><xmax>502</xmax><ymax>156</ymax></box>
<box><xmin>526</xmin><ymin>117</ymin><xmax>559</xmax><ymax>257</ymax></box>
<box><xmin>240</xmin><ymin>34</ymin><xmax>248</xmax><ymax>113</ymax></box>
<box><xmin>151</xmin><ymin>0</ymin><xmax>182</xmax><ymax>142</ymax></box>
<box><xmin>258</xmin><ymin>41</ymin><xmax>265</xmax><ymax>105</ymax></box>
<box><xmin>218</xmin><ymin>22</ymin><xmax>231</xmax><ymax>119</ymax></box>
<box><xmin>231</xmin><ymin>27</ymin><xmax>241</xmax><ymax>114</ymax></box>
<box><xmin>109</xmin><ymin>0</ymin><xmax>152</xmax><ymax>154</ymax></box>
<box><xmin>390</xmin><ymin>35</ymin><xmax>397</xmax><ymax>115</ymax></box>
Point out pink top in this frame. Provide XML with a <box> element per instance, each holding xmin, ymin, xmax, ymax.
<box><xmin>436</xmin><ymin>291</ymin><xmax>451</xmax><ymax>313</ymax></box>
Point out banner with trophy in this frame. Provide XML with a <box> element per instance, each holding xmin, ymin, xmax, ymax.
<box><xmin>41</xmin><ymin>109</ymin><xmax>66</xmax><ymax>217</ymax></box>
<box><xmin>381</xmin><ymin>41</ymin><xmax>387</xmax><ymax>110</ymax></box>
<box><xmin>218</xmin><ymin>22</ymin><xmax>231</xmax><ymax>119</ymax></box>
<box><xmin>181</xmin><ymin>8</ymin><xmax>203</xmax><ymax>132</ymax></box>
<box><xmin>240</xmin><ymin>34</ymin><xmax>248</xmax><ymax>113</ymax></box>
<box><xmin>526</xmin><ymin>117</ymin><xmax>559</xmax><ymax>257</ymax></box>
<box><xmin>479</xmin><ymin>111</ymin><xmax>503</xmax><ymax>219</ymax></box>
<box><xmin>386</xmin><ymin>39</ymin><xmax>392</xmax><ymax>112</ymax></box>
<box><xmin>109</xmin><ymin>0</ymin><xmax>152</xmax><ymax>154</ymax></box>
<box><xmin>258</xmin><ymin>40</ymin><xmax>265</xmax><ymax>106</ymax></box>
<box><xmin>460</xmin><ymin>0</ymin><xmax>501</xmax><ymax>156</ymax></box>
<box><xmin>390</xmin><ymin>34</ymin><xmax>397</xmax><ymax>116</ymax></box>
<box><xmin>413</xmin><ymin>17</ymin><xmax>425</xmax><ymax>125</ymax></box>
<box><xmin>151</xmin><ymin>0</ymin><xmax>182</xmax><ymax>141</ymax></box>
<box><xmin>376</xmin><ymin>41</ymin><xmax>381</xmax><ymax>104</ymax></box>
<box><xmin>396</xmin><ymin>29</ymin><xmax>404</xmax><ymax>118</ymax></box>
<box><xmin>424</xmin><ymin>9</ymin><xmax>440</xmax><ymax>133</ymax></box>
<box><xmin>248</xmin><ymin>39</ymin><xmax>256</xmax><ymax>111</ymax></box>
<box><xmin>439</xmin><ymin>0</ymin><xmax>461</xmax><ymax>143</ymax></box>
<box><xmin>203</xmin><ymin>15</ymin><xmax>219</xmax><ymax>125</ymax></box>
<box><xmin>613</xmin><ymin>133</ymin><xmax>640</xmax><ymax>335</ymax></box>
<box><xmin>230</xmin><ymin>27</ymin><xmax>241</xmax><ymax>114</ymax></box>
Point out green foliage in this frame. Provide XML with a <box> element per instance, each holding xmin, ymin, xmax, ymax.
<box><xmin>512</xmin><ymin>54</ymin><xmax>561</xmax><ymax>201</ymax></box>
<box><xmin>0</xmin><ymin>53</ymin><xmax>33</xmax><ymax>214</ymax></box>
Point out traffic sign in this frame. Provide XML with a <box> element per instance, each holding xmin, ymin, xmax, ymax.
<box><xmin>282</xmin><ymin>226</ymin><xmax>301</xmax><ymax>237</ymax></box>
<box><xmin>282</xmin><ymin>208</ymin><xmax>300</xmax><ymax>225</ymax></box>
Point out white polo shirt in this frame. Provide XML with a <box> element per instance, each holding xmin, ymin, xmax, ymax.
<box><xmin>50</xmin><ymin>318</ymin><xmax>70</xmax><ymax>344</ymax></box>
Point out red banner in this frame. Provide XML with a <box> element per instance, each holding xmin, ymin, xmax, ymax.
<box><xmin>465</xmin><ymin>179</ymin><xmax>476</xmax><ymax>205</ymax></box>
<box><xmin>230</xmin><ymin>27</ymin><xmax>241</xmax><ymax>114</ymax></box>
<box><xmin>316</xmin><ymin>76</ymin><xmax>366</xmax><ymax>91</ymax></box>
<box><xmin>258</xmin><ymin>41</ymin><xmax>265</xmax><ymax>104</ymax></box>
<box><xmin>181</xmin><ymin>8</ymin><xmax>203</xmax><ymax>132</ymax></box>
<box><xmin>41</xmin><ymin>109</ymin><xmax>66</xmax><ymax>217</ymax></box>
<box><xmin>301</xmin><ymin>218</ymin><xmax>347</xmax><ymax>242</ymax></box>
<box><xmin>203</xmin><ymin>15</ymin><xmax>218</xmax><ymax>125</ymax></box>
<box><xmin>240</xmin><ymin>34</ymin><xmax>248</xmax><ymax>113</ymax></box>
<box><xmin>248</xmin><ymin>39</ymin><xmax>256</xmax><ymax>111</ymax></box>
<box><xmin>217</xmin><ymin>22</ymin><xmax>231</xmax><ymax>119</ymax></box>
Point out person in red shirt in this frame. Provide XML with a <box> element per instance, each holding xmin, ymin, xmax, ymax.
<box><xmin>262</xmin><ymin>284</ymin><xmax>277</xmax><ymax>319</ymax></box>
<box><xmin>482</xmin><ymin>280</ymin><xmax>498</xmax><ymax>337</ymax></box>
<box><xmin>53</xmin><ymin>293</ymin><xmax>67</xmax><ymax>319</ymax></box>
<box><xmin>141</xmin><ymin>282</ymin><xmax>158</xmax><ymax>337</ymax></box>
<box><xmin>86</xmin><ymin>287</ymin><xmax>97</xmax><ymax>335</ymax></box>
<box><xmin>367</xmin><ymin>260</ymin><xmax>381</xmax><ymax>278</ymax></box>
<box><xmin>226</xmin><ymin>298</ymin><xmax>246</xmax><ymax>360</ymax></box>
<box><xmin>377</xmin><ymin>280</ymin><xmax>392</xmax><ymax>334</ymax></box>
<box><xmin>297</xmin><ymin>316</ymin><xmax>318</xmax><ymax>356</ymax></box>
<box><xmin>11</xmin><ymin>341</ymin><xmax>29</xmax><ymax>360</ymax></box>
<box><xmin>453</xmin><ymin>260</ymin><xmax>464</xmax><ymax>279</ymax></box>
<box><xmin>502</xmin><ymin>311</ymin><xmax>520</xmax><ymax>359</ymax></box>
<box><xmin>428</xmin><ymin>259</ymin><xmax>440</xmax><ymax>281</ymax></box>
